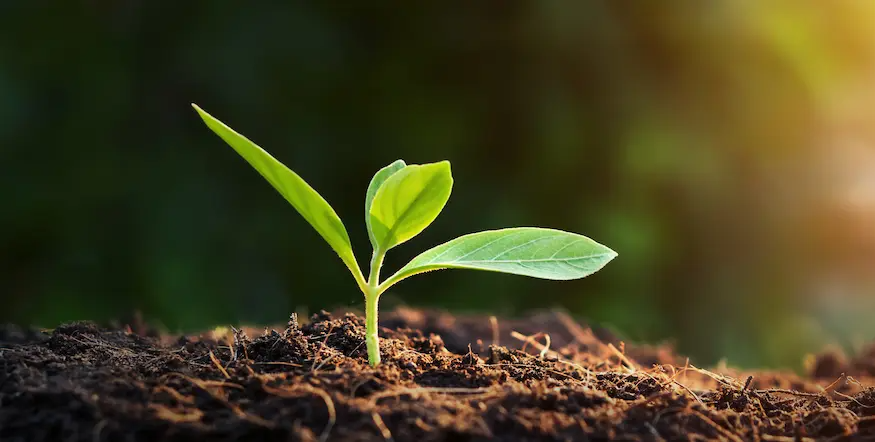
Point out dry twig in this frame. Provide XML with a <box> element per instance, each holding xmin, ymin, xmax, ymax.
<box><xmin>209</xmin><ymin>350</ymin><xmax>230</xmax><ymax>379</ymax></box>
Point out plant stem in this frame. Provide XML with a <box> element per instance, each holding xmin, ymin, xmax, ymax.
<box><xmin>364</xmin><ymin>287</ymin><xmax>380</xmax><ymax>366</ymax></box>
<box><xmin>365</xmin><ymin>250</ymin><xmax>385</xmax><ymax>367</ymax></box>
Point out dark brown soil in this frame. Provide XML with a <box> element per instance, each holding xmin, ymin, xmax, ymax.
<box><xmin>3</xmin><ymin>308</ymin><xmax>875</xmax><ymax>441</ymax></box>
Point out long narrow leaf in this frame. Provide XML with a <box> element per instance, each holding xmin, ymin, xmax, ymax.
<box><xmin>380</xmin><ymin>228</ymin><xmax>616</xmax><ymax>292</ymax></box>
<box><xmin>192</xmin><ymin>104</ymin><xmax>363</xmax><ymax>283</ymax></box>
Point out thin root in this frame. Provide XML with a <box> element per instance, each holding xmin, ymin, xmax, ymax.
<box><xmin>209</xmin><ymin>350</ymin><xmax>230</xmax><ymax>379</ymax></box>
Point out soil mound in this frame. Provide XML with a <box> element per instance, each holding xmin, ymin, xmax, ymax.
<box><xmin>2</xmin><ymin>308</ymin><xmax>875</xmax><ymax>441</ymax></box>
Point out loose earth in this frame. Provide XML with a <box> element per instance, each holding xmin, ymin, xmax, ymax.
<box><xmin>1</xmin><ymin>308</ymin><xmax>873</xmax><ymax>441</ymax></box>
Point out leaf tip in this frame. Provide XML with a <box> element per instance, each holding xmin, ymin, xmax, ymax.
<box><xmin>430</xmin><ymin>160</ymin><xmax>453</xmax><ymax>184</ymax></box>
<box><xmin>191</xmin><ymin>104</ymin><xmax>211</xmax><ymax>122</ymax></box>
<box><xmin>608</xmin><ymin>249</ymin><xmax>618</xmax><ymax>262</ymax></box>
<box><xmin>599</xmin><ymin>247</ymin><xmax>619</xmax><ymax>268</ymax></box>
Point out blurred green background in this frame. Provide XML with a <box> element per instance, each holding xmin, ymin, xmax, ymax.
<box><xmin>4</xmin><ymin>2</ymin><xmax>875</xmax><ymax>369</ymax></box>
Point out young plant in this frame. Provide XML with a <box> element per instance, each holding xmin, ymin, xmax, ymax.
<box><xmin>192</xmin><ymin>104</ymin><xmax>618</xmax><ymax>366</ymax></box>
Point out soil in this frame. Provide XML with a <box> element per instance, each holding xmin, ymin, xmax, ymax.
<box><xmin>3</xmin><ymin>308</ymin><xmax>875</xmax><ymax>441</ymax></box>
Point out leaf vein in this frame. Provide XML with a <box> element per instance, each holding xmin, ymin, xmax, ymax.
<box><xmin>547</xmin><ymin>238</ymin><xmax>584</xmax><ymax>259</ymax></box>
<box><xmin>490</xmin><ymin>236</ymin><xmax>551</xmax><ymax>260</ymax></box>
<box><xmin>443</xmin><ymin>230</ymin><xmax>529</xmax><ymax>264</ymax></box>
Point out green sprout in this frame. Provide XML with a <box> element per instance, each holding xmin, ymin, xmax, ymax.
<box><xmin>192</xmin><ymin>104</ymin><xmax>618</xmax><ymax>366</ymax></box>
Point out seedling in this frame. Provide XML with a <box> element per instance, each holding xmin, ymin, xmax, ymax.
<box><xmin>192</xmin><ymin>104</ymin><xmax>618</xmax><ymax>366</ymax></box>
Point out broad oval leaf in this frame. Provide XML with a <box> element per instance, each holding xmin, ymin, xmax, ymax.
<box><xmin>381</xmin><ymin>227</ymin><xmax>616</xmax><ymax>290</ymax></box>
<box><xmin>192</xmin><ymin>104</ymin><xmax>363</xmax><ymax>282</ymax></box>
<box><xmin>368</xmin><ymin>161</ymin><xmax>453</xmax><ymax>251</ymax></box>
<box><xmin>365</xmin><ymin>159</ymin><xmax>406</xmax><ymax>248</ymax></box>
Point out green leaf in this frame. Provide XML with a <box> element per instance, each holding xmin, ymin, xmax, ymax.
<box><xmin>380</xmin><ymin>227</ymin><xmax>617</xmax><ymax>291</ymax></box>
<box><xmin>368</xmin><ymin>161</ymin><xmax>453</xmax><ymax>251</ymax></box>
<box><xmin>365</xmin><ymin>160</ymin><xmax>406</xmax><ymax>248</ymax></box>
<box><xmin>191</xmin><ymin>104</ymin><xmax>364</xmax><ymax>285</ymax></box>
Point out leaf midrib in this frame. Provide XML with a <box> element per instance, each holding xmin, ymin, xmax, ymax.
<box><xmin>441</xmin><ymin>252</ymin><xmax>615</xmax><ymax>265</ymax></box>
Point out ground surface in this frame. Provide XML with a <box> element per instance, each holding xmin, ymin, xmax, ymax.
<box><xmin>2</xmin><ymin>308</ymin><xmax>875</xmax><ymax>441</ymax></box>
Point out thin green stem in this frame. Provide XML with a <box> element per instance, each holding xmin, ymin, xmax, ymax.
<box><xmin>368</xmin><ymin>250</ymin><xmax>385</xmax><ymax>287</ymax></box>
<box><xmin>376</xmin><ymin>265</ymin><xmax>426</xmax><ymax>296</ymax></box>
<box><xmin>365</xmin><ymin>249</ymin><xmax>386</xmax><ymax>366</ymax></box>
<box><xmin>376</xmin><ymin>270</ymin><xmax>404</xmax><ymax>296</ymax></box>
<box><xmin>364</xmin><ymin>287</ymin><xmax>380</xmax><ymax>366</ymax></box>
<box><xmin>348</xmin><ymin>261</ymin><xmax>368</xmax><ymax>294</ymax></box>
